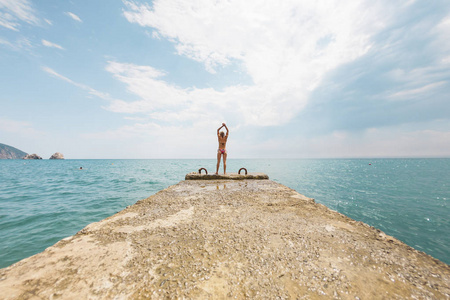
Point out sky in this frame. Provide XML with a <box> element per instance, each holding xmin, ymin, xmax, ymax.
<box><xmin>1</xmin><ymin>0</ymin><xmax>449</xmax><ymax>159</ymax></box>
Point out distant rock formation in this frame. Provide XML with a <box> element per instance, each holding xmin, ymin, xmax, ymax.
<box><xmin>49</xmin><ymin>152</ymin><xmax>64</xmax><ymax>159</ymax></box>
<box><xmin>23</xmin><ymin>154</ymin><xmax>42</xmax><ymax>160</ymax></box>
<box><xmin>0</xmin><ymin>143</ymin><xmax>28</xmax><ymax>159</ymax></box>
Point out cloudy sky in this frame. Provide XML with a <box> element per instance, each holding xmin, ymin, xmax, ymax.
<box><xmin>1</xmin><ymin>0</ymin><xmax>449</xmax><ymax>158</ymax></box>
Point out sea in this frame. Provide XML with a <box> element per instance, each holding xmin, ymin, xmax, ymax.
<box><xmin>0</xmin><ymin>158</ymin><xmax>449</xmax><ymax>268</ymax></box>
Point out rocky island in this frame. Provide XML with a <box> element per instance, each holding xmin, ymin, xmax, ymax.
<box><xmin>0</xmin><ymin>143</ymin><xmax>65</xmax><ymax>160</ymax></box>
<box><xmin>23</xmin><ymin>154</ymin><xmax>42</xmax><ymax>160</ymax></box>
<box><xmin>0</xmin><ymin>143</ymin><xmax>27</xmax><ymax>159</ymax></box>
<box><xmin>49</xmin><ymin>152</ymin><xmax>65</xmax><ymax>159</ymax></box>
<box><xmin>0</xmin><ymin>174</ymin><xmax>449</xmax><ymax>299</ymax></box>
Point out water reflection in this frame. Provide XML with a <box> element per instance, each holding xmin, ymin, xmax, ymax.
<box><xmin>216</xmin><ymin>184</ymin><xmax>227</xmax><ymax>190</ymax></box>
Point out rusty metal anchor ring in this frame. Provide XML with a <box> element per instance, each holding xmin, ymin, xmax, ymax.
<box><xmin>238</xmin><ymin>168</ymin><xmax>247</xmax><ymax>175</ymax></box>
<box><xmin>198</xmin><ymin>168</ymin><xmax>208</xmax><ymax>174</ymax></box>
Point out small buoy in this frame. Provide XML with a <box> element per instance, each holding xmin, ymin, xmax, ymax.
<box><xmin>369</xmin><ymin>163</ymin><xmax>372</xmax><ymax>165</ymax></box>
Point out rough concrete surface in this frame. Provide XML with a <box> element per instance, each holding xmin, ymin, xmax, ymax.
<box><xmin>185</xmin><ymin>172</ymin><xmax>269</xmax><ymax>180</ymax></box>
<box><xmin>0</xmin><ymin>179</ymin><xmax>449</xmax><ymax>299</ymax></box>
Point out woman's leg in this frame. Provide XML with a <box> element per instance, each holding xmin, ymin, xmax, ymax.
<box><xmin>223</xmin><ymin>152</ymin><xmax>227</xmax><ymax>174</ymax></box>
<box><xmin>216</xmin><ymin>151</ymin><xmax>221</xmax><ymax>174</ymax></box>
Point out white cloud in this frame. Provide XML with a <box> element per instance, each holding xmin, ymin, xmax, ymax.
<box><xmin>0</xmin><ymin>37</ymin><xmax>13</xmax><ymax>47</ymax></box>
<box><xmin>41</xmin><ymin>39</ymin><xmax>64</xmax><ymax>50</ymax></box>
<box><xmin>80</xmin><ymin>117</ymin><xmax>450</xmax><ymax>158</ymax></box>
<box><xmin>0</xmin><ymin>0</ymin><xmax>39</xmax><ymax>30</ymax></box>
<box><xmin>119</xmin><ymin>0</ymin><xmax>393</xmax><ymax>126</ymax></box>
<box><xmin>389</xmin><ymin>81</ymin><xmax>446</xmax><ymax>100</ymax></box>
<box><xmin>379</xmin><ymin>12</ymin><xmax>450</xmax><ymax>103</ymax></box>
<box><xmin>104</xmin><ymin>60</ymin><xmax>297</xmax><ymax>126</ymax></box>
<box><xmin>65</xmin><ymin>11</ymin><xmax>82</xmax><ymax>22</ymax></box>
<box><xmin>252</xmin><ymin>124</ymin><xmax>450</xmax><ymax>158</ymax></box>
<box><xmin>42</xmin><ymin>66</ymin><xmax>112</xmax><ymax>100</ymax></box>
<box><xmin>123</xmin><ymin>0</ymin><xmax>389</xmax><ymax>78</ymax></box>
<box><xmin>151</xmin><ymin>30</ymin><xmax>161</xmax><ymax>40</ymax></box>
<box><xmin>0</xmin><ymin>36</ymin><xmax>33</xmax><ymax>51</ymax></box>
<box><xmin>82</xmin><ymin>121</ymin><xmax>219</xmax><ymax>158</ymax></box>
<box><xmin>340</xmin><ymin>127</ymin><xmax>450</xmax><ymax>158</ymax></box>
<box><xmin>105</xmin><ymin>61</ymin><xmax>188</xmax><ymax>111</ymax></box>
<box><xmin>435</xmin><ymin>16</ymin><xmax>450</xmax><ymax>48</ymax></box>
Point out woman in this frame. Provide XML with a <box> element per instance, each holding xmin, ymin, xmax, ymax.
<box><xmin>216</xmin><ymin>123</ymin><xmax>229</xmax><ymax>174</ymax></box>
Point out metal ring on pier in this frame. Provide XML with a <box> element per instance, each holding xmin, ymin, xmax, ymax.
<box><xmin>238</xmin><ymin>168</ymin><xmax>248</xmax><ymax>175</ymax></box>
<box><xmin>198</xmin><ymin>168</ymin><xmax>208</xmax><ymax>174</ymax></box>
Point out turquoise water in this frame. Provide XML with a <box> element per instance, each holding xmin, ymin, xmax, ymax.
<box><xmin>0</xmin><ymin>159</ymin><xmax>448</xmax><ymax>268</ymax></box>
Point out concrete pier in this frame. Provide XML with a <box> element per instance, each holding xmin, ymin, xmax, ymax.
<box><xmin>0</xmin><ymin>175</ymin><xmax>449</xmax><ymax>299</ymax></box>
<box><xmin>185</xmin><ymin>172</ymin><xmax>269</xmax><ymax>180</ymax></box>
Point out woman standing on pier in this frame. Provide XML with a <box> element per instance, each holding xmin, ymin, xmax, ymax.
<box><xmin>216</xmin><ymin>123</ymin><xmax>229</xmax><ymax>174</ymax></box>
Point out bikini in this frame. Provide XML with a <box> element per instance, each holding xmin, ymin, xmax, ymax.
<box><xmin>218</xmin><ymin>149</ymin><xmax>227</xmax><ymax>154</ymax></box>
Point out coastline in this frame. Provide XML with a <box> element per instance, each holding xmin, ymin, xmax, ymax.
<box><xmin>0</xmin><ymin>178</ymin><xmax>449</xmax><ymax>299</ymax></box>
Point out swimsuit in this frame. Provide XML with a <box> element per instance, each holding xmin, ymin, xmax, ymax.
<box><xmin>218</xmin><ymin>149</ymin><xmax>227</xmax><ymax>154</ymax></box>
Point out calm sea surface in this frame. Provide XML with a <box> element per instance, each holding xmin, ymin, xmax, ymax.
<box><xmin>0</xmin><ymin>159</ymin><xmax>448</xmax><ymax>268</ymax></box>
